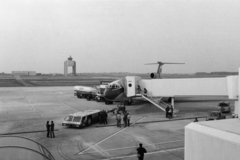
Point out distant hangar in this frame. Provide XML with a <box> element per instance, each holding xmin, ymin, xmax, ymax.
<box><xmin>12</xmin><ymin>71</ymin><xmax>36</xmax><ymax>76</ymax></box>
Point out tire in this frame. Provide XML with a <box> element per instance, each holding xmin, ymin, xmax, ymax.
<box><xmin>87</xmin><ymin>95</ymin><xmax>91</xmax><ymax>101</ymax></box>
<box><xmin>77</xmin><ymin>94</ymin><xmax>83</xmax><ymax>99</ymax></box>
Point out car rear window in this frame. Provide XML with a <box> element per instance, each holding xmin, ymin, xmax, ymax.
<box><xmin>64</xmin><ymin>116</ymin><xmax>73</xmax><ymax>121</ymax></box>
<box><xmin>73</xmin><ymin>117</ymin><xmax>81</xmax><ymax>122</ymax></box>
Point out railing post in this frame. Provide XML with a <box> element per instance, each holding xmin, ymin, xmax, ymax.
<box><xmin>171</xmin><ymin>97</ymin><xmax>175</xmax><ymax>109</ymax></box>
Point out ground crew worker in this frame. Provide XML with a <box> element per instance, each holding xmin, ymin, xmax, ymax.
<box><xmin>121</xmin><ymin>104</ymin><xmax>126</xmax><ymax>114</ymax></box>
<box><xmin>127</xmin><ymin>113</ymin><xmax>131</xmax><ymax>126</ymax></box>
<box><xmin>46</xmin><ymin>121</ymin><xmax>50</xmax><ymax>138</ymax></box>
<box><xmin>99</xmin><ymin>111</ymin><xmax>103</xmax><ymax>124</ymax></box>
<box><xmin>137</xmin><ymin>143</ymin><xmax>147</xmax><ymax>160</ymax></box>
<box><xmin>165</xmin><ymin>106</ymin><xmax>170</xmax><ymax>118</ymax></box>
<box><xmin>169</xmin><ymin>105</ymin><xmax>173</xmax><ymax>119</ymax></box>
<box><xmin>123</xmin><ymin>113</ymin><xmax>127</xmax><ymax>127</ymax></box>
<box><xmin>116</xmin><ymin>113</ymin><xmax>121</xmax><ymax>127</ymax></box>
<box><xmin>103</xmin><ymin>110</ymin><xmax>108</xmax><ymax>124</ymax></box>
<box><xmin>117</xmin><ymin>103</ymin><xmax>122</xmax><ymax>113</ymax></box>
<box><xmin>194</xmin><ymin>118</ymin><xmax>198</xmax><ymax>122</ymax></box>
<box><xmin>50</xmin><ymin>121</ymin><xmax>55</xmax><ymax>138</ymax></box>
<box><xmin>137</xmin><ymin>85</ymin><xmax>141</xmax><ymax>94</ymax></box>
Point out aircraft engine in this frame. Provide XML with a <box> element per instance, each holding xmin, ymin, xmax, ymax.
<box><xmin>150</xmin><ymin>72</ymin><xmax>159</xmax><ymax>79</ymax></box>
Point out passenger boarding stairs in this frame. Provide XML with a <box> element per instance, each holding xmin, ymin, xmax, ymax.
<box><xmin>140</xmin><ymin>94</ymin><xmax>179</xmax><ymax>117</ymax></box>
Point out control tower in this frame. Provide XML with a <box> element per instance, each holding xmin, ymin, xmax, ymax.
<box><xmin>64</xmin><ymin>56</ymin><xmax>76</xmax><ymax>76</ymax></box>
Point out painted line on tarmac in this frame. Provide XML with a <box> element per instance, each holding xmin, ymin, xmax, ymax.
<box><xmin>24</xmin><ymin>95</ymin><xmax>36</xmax><ymax>111</ymax></box>
<box><xmin>99</xmin><ymin>147</ymin><xmax>184</xmax><ymax>160</ymax></box>
<box><xmin>83</xmin><ymin>140</ymin><xmax>184</xmax><ymax>154</ymax></box>
<box><xmin>77</xmin><ymin>116</ymin><xmax>146</xmax><ymax>155</ymax></box>
<box><xmin>52</xmin><ymin>96</ymin><xmax>78</xmax><ymax>112</ymax></box>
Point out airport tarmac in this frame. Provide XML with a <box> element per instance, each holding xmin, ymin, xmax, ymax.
<box><xmin>0</xmin><ymin>87</ymin><xmax>233</xmax><ymax>160</ymax></box>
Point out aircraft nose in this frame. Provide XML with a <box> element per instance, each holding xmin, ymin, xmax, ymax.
<box><xmin>103</xmin><ymin>88</ymin><xmax>113</xmax><ymax>100</ymax></box>
<box><xmin>103</xmin><ymin>87</ymin><xmax>124</xmax><ymax>101</ymax></box>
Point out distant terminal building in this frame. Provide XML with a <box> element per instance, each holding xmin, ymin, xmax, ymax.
<box><xmin>64</xmin><ymin>56</ymin><xmax>76</xmax><ymax>76</ymax></box>
<box><xmin>12</xmin><ymin>71</ymin><xmax>36</xmax><ymax>76</ymax></box>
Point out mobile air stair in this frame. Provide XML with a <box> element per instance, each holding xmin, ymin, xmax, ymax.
<box><xmin>141</xmin><ymin>94</ymin><xmax>179</xmax><ymax>117</ymax></box>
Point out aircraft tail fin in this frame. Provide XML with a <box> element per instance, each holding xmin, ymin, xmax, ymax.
<box><xmin>145</xmin><ymin>61</ymin><xmax>185</xmax><ymax>78</ymax></box>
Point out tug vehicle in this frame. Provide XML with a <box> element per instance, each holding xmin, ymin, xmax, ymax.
<box><xmin>62</xmin><ymin>110</ymin><xmax>101</xmax><ymax>128</ymax></box>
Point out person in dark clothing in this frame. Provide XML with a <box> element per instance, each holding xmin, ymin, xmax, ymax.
<box><xmin>50</xmin><ymin>121</ymin><xmax>55</xmax><ymax>138</ymax></box>
<box><xmin>46</xmin><ymin>121</ymin><xmax>50</xmax><ymax>138</ymax></box>
<box><xmin>137</xmin><ymin>143</ymin><xmax>147</xmax><ymax>160</ymax></box>
<box><xmin>99</xmin><ymin>111</ymin><xmax>103</xmax><ymax>124</ymax></box>
<box><xmin>103</xmin><ymin>110</ymin><xmax>108</xmax><ymax>124</ymax></box>
<box><xmin>127</xmin><ymin>113</ymin><xmax>131</xmax><ymax>127</ymax></box>
<box><xmin>194</xmin><ymin>118</ymin><xmax>198</xmax><ymax>122</ymax></box>
<box><xmin>165</xmin><ymin>106</ymin><xmax>170</xmax><ymax>118</ymax></box>
<box><xmin>121</xmin><ymin>105</ymin><xmax>126</xmax><ymax>114</ymax></box>
<box><xmin>168</xmin><ymin>106</ymin><xmax>173</xmax><ymax>119</ymax></box>
<box><xmin>123</xmin><ymin>113</ymin><xmax>128</xmax><ymax>127</ymax></box>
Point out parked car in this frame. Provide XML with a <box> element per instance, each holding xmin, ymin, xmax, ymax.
<box><xmin>218</xmin><ymin>101</ymin><xmax>231</xmax><ymax>113</ymax></box>
<box><xmin>232</xmin><ymin>113</ymin><xmax>238</xmax><ymax>118</ymax></box>
<box><xmin>206</xmin><ymin>111</ymin><xmax>226</xmax><ymax>121</ymax></box>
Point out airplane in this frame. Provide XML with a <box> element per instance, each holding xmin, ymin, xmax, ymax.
<box><xmin>75</xmin><ymin>62</ymin><xmax>239</xmax><ymax>117</ymax></box>
<box><xmin>102</xmin><ymin>62</ymin><xmax>240</xmax><ymax>117</ymax></box>
<box><xmin>103</xmin><ymin>62</ymin><xmax>185</xmax><ymax>105</ymax></box>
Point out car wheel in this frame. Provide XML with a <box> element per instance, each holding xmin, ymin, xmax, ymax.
<box><xmin>87</xmin><ymin>95</ymin><xmax>92</xmax><ymax>101</ymax></box>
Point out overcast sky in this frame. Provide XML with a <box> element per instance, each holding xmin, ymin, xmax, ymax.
<box><xmin>0</xmin><ymin>0</ymin><xmax>240</xmax><ymax>74</ymax></box>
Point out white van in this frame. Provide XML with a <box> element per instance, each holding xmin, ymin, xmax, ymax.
<box><xmin>62</xmin><ymin>110</ymin><xmax>101</xmax><ymax>128</ymax></box>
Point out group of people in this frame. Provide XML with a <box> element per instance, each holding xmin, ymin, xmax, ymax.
<box><xmin>46</xmin><ymin>121</ymin><xmax>55</xmax><ymax>138</ymax></box>
<box><xmin>165</xmin><ymin>105</ymin><xmax>174</xmax><ymax>119</ymax></box>
<box><xmin>116</xmin><ymin>112</ymin><xmax>131</xmax><ymax>127</ymax></box>
<box><xmin>99</xmin><ymin>110</ymin><xmax>108</xmax><ymax>124</ymax></box>
<box><xmin>116</xmin><ymin>103</ymin><xmax>126</xmax><ymax>114</ymax></box>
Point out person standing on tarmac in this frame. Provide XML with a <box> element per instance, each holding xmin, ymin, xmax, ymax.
<box><xmin>127</xmin><ymin>113</ymin><xmax>131</xmax><ymax>127</ymax></box>
<box><xmin>99</xmin><ymin>111</ymin><xmax>103</xmax><ymax>124</ymax></box>
<box><xmin>46</xmin><ymin>121</ymin><xmax>50</xmax><ymax>138</ymax></box>
<box><xmin>103</xmin><ymin>110</ymin><xmax>108</xmax><ymax>124</ymax></box>
<box><xmin>122</xmin><ymin>104</ymin><xmax>126</xmax><ymax>114</ymax></box>
<box><xmin>137</xmin><ymin>143</ymin><xmax>147</xmax><ymax>160</ymax></box>
<box><xmin>165</xmin><ymin>106</ymin><xmax>170</xmax><ymax>118</ymax></box>
<box><xmin>169</xmin><ymin>105</ymin><xmax>173</xmax><ymax>119</ymax></box>
<box><xmin>194</xmin><ymin>118</ymin><xmax>198</xmax><ymax>122</ymax></box>
<box><xmin>123</xmin><ymin>113</ymin><xmax>128</xmax><ymax>127</ymax></box>
<box><xmin>116</xmin><ymin>113</ymin><xmax>121</xmax><ymax>127</ymax></box>
<box><xmin>50</xmin><ymin>121</ymin><xmax>55</xmax><ymax>138</ymax></box>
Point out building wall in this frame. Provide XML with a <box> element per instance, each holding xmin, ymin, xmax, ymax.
<box><xmin>185</xmin><ymin>121</ymin><xmax>240</xmax><ymax>160</ymax></box>
<box><xmin>64</xmin><ymin>60</ymin><xmax>76</xmax><ymax>76</ymax></box>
